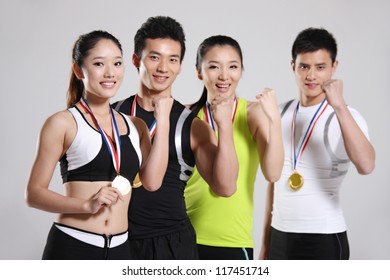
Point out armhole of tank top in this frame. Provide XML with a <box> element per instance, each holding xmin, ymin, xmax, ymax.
<box><xmin>239</xmin><ymin>97</ymin><xmax>248</xmax><ymax>124</ymax></box>
<box><xmin>175</xmin><ymin>108</ymin><xmax>195</xmax><ymax>181</ymax></box>
<box><xmin>63</xmin><ymin>107</ymin><xmax>80</xmax><ymax>156</ymax></box>
<box><xmin>67</xmin><ymin>107</ymin><xmax>81</xmax><ymax>134</ymax></box>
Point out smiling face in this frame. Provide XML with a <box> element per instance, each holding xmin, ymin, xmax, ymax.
<box><xmin>292</xmin><ymin>49</ymin><xmax>338</xmax><ymax>106</ymax></box>
<box><xmin>198</xmin><ymin>45</ymin><xmax>242</xmax><ymax>101</ymax></box>
<box><xmin>77</xmin><ymin>39</ymin><xmax>124</xmax><ymax>101</ymax></box>
<box><xmin>134</xmin><ymin>38</ymin><xmax>182</xmax><ymax>97</ymax></box>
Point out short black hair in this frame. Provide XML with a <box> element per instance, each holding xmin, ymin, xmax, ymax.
<box><xmin>134</xmin><ymin>16</ymin><xmax>186</xmax><ymax>63</ymax></box>
<box><xmin>292</xmin><ymin>27</ymin><xmax>337</xmax><ymax>63</ymax></box>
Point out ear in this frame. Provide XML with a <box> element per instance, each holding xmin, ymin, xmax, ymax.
<box><xmin>332</xmin><ymin>60</ymin><xmax>339</xmax><ymax>75</ymax></box>
<box><xmin>177</xmin><ymin>64</ymin><xmax>182</xmax><ymax>75</ymax></box>
<box><xmin>291</xmin><ymin>60</ymin><xmax>295</xmax><ymax>72</ymax></box>
<box><xmin>197</xmin><ymin>69</ymin><xmax>203</xmax><ymax>80</ymax></box>
<box><xmin>73</xmin><ymin>63</ymin><xmax>84</xmax><ymax>80</ymax></box>
<box><xmin>132</xmin><ymin>53</ymin><xmax>140</xmax><ymax>68</ymax></box>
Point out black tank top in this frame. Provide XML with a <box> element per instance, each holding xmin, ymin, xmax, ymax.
<box><xmin>60</xmin><ymin>106</ymin><xmax>141</xmax><ymax>184</ymax></box>
<box><xmin>113</xmin><ymin>95</ymin><xmax>196</xmax><ymax>238</ymax></box>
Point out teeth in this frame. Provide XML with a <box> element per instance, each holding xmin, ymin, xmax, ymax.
<box><xmin>101</xmin><ymin>82</ymin><xmax>115</xmax><ymax>86</ymax></box>
<box><xmin>155</xmin><ymin>76</ymin><xmax>167</xmax><ymax>81</ymax></box>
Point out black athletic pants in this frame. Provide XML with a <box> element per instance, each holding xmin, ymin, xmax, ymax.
<box><xmin>42</xmin><ymin>223</ymin><xmax>130</xmax><ymax>260</ymax></box>
<box><xmin>268</xmin><ymin>227</ymin><xmax>350</xmax><ymax>260</ymax></box>
<box><xmin>197</xmin><ymin>244</ymin><xmax>253</xmax><ymax>260</ymax></box>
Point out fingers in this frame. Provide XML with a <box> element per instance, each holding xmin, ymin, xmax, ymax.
<box><xmin>256</xmin><ymin>88</ymin><xmax>278</xmax><ymax>109</ymax></box>
<box><xmin>210</xmin><ymin>95</ymin><xmax>233</xmax><ymax>106</ymax></box>
<box><xmin>95</xmin><ymin>186</ymin><xmax>122</xmax><ymax>206</ymax></box>
<box><xmin>321</xmin><ymin>79</ymin><xmax>342</xmax><ymax>92</ymax></box>
<box><xmin>256</xmin><ymin>88</ymin><xmax>276</xmax><ymax>101</ymax></box>
<box><xmin>152</xmin><ymin>96</ymin><xmax>174</xmax><ymax>108</ymax></box>
<box><xmin>254</xmin><ymin>88</ymin><xmax>280</xmax><ymax>121</ymax></box>
<box><xmin>153</xmin><ymin>96</ymin><xmax>173</xmax><ymax>121</ymax></box>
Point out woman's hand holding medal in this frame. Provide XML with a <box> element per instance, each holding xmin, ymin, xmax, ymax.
<box><xmin>88</xmin><ymin>186</ymin><xmax>124</xmax><ymax>214</ymax></box>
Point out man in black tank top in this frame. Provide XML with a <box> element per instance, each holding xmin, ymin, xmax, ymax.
<box><xmin>112</xmin><ymin>16</ymin><xmax>238</xmax><ymax>260</ymax></box>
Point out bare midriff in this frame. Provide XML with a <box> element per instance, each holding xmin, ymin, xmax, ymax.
<box><xmin>58</xmin><ymin>181</ymin><xmax>130</xmax><ymax>235</ymax></box>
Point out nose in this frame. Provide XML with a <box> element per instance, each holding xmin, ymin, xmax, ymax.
<box><xmin>157</xmin><ymin>58</ymin><xmax>168</xmax><ymax>73</ymax></box>
<box><xmin>104</xmin><ymin>64</ymin><xmax>115</xmax><ymax>78</ymax></box>
<box><xmin>218</xmin><ymin>68</ymin><xmax>228</xmax><ymax>81</ymax></box>
<box><xmin>306</xmin><ymin>68</ymin><xmax>315</xmax><ymax>80</ymax></box>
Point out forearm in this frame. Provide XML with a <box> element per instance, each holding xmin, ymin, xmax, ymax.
<box><xmin>260</xmin><ymin>119</ymin><xmax>284</xmax><ymax>182</ymax></box>
<box><xmin>334</xmin><ymin>105</ymin><xmax>375</xmax><ymax>174</ymax></box>
<box><xmin>211</xmin><ymin>125</ymin><xmax>238</xmax><ymax>197</ymax></box>
<box><xmin>140</xmin><ymin>122</ymin><xmax>169</xmax><ymax>191</ymax></box>
<box><xmin>26</xmin><ymin>187</ymin><xmax>89</xmax><ymax>214</ymax></box>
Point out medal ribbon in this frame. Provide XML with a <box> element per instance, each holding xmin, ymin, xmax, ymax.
<box><xmin>203</xmin><ymin>97</ymin><xmax>238</xmax><ymax>131</ymax></box>
<box><xmin>291</xmin><ymin>98</ymin><xmax>328</xmax><ymax>170</ymax></box>
<box><xmin>80</xmin><ymin>97</ymin><xmax>121</xmax><ymax>174</ymax></box>
<box><xmin>131</xmin><ymin>94</ymin><xmax>157</xmax><ymax>139</ymax></box>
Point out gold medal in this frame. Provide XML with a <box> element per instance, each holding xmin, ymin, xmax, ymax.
<box><xmin>132</xmin><ymin>172</ymin><xmax>142</xmax><ymax>188</ymax></box>
<box><xmin>112</xmin><ymin>175</ymin><xmax>131</xmax><ymax>195</ymax></box>
<box><xmin>288</xmin><ymin>171</ymin><xmax>304</xmax><ymax>191</ymax></box>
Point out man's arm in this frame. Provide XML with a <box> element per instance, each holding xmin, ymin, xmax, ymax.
<box><xmin>323</xmin><ymin>80</ymin><xmax>375</xmax><ymax>174</ymax></box>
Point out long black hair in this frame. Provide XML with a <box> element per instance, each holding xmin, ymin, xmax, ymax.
<box><xmin>67</xmin><ymin>30</ymin><xmax>122</xmax><ymax>107</ymax></box>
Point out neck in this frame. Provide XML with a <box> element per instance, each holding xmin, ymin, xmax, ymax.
<box><xmin>299</xmin><ymin>92</ymin><xmax>325</xmax><ymax>107</ymax></box>
<box><xmin>135</xmin><ymin>93</ymin><xmax>154</xmax><ymax>111</ymax></box>
<box><xmin>207</xmin><ymin>94</ymin><xmax>236</xmax><ymax>105</ymax></box>
<box><xmin>137</xmin><ymin>84</ymin><xmax>172</xmax><ymax>111</ymax></box>
<box><xmin>82</xmin><ymin>95</ymin><xmax>111</xmax><ymax>115</ymax></box>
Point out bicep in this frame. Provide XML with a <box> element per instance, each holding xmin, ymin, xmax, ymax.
<box><xmin>28</xmin><ymin>116</ymin><xmax>69</xmax><ymax>191</ymax></box>
<box><xmin>247</xmin><ymin>105</ymin><xmax>267</xmax><ymax>163</ymax></box>
<box><xmin>135</xmin><ymin>118</ymin><xmax>151</xmax><ymax>169</ymax></box>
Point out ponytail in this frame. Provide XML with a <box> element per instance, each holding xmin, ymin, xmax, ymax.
<box><xmin>66</xmin><ymin>69</ymin><xmax>84</xmax><ymax>107</ymax></box>
<box><xmin>190</xmin><ymin>87</ymin><xmax>207</xmax><ymax>114</ymax></box>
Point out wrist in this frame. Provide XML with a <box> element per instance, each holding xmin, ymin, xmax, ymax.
<box><xmin>82</xmin><ymin>199</ymin><xmax>92</xmax><ymax>214</ymax></box>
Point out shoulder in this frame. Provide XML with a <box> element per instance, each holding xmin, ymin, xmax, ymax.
<box><xmin>39</xmin><ymin>109</ymin><xmax>76</xmax><ymax>146</ymax></box>
<box><xmin>190</xmin><ymin>117</ymin><xmax>213</xmax><ymax>140</ymax></box>
<box><xmin>279</xmin><ymin>99</ymin><xmax>296</xmax><ymax>112</ymax></box>
<box><xmin>246</xmin><ymin>98</ymin><xmax>259</xmax><ymax>115</ymax></box>
<box><xmin>43</xmin><ymin>109</ymin><xmax>74</xmax><ymax>130</ymax></box>
<box><xmin>128</xmin><ymin>115</ymin><xmax>148</xmax><ymax>137</ymax></box>
<box><xmin>172</xmin><ymin>99</ymin><xmax>196</xmax><ymax>120</ymax></box>
<box><xmin>346</xmin><ymin>105</ymin><xmax>367</xmax><ymax>122</ymax></box>
<box><xmin>328</xmin><ymin>105</ymin><xmax>369</xmax><ymax>134</ymax></box>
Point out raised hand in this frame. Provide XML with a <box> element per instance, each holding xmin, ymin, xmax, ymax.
<box><xmin>210</xmin><ymin>95</ymin><xmax>234</xmax><ymax>130</ymax></box>
<box><xmin>255</xmin><ymin>88</ymin><xmax>279</xmax><ymax>121</ymax></box>
<box><xmin>321</xmin><ymin>79</ymin><xmax>346</xmax><ymax>109</ymax></box>
<box><xmin>152</xmin><ymin>96</ymin><xmax>174</xmax><ymax>122</ymax></box>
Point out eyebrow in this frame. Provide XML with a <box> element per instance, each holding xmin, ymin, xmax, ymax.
<box><xmin>207</xmin><ymin>60</ymin><xmax>240</xmax><ymax>64</ymax></box>
<box><xmin>91</xmin><ymin>56</ymin><xmax>123</xmax><ymax>60</ymax></box>
<box><xmin>299</xmin><ymin>62</ymin><xmax>327</xmax><ymax>66</ymax></box>
<box><xmin>148</xmin><ymin>51</ymin><xmax>180</xmax><ymax>59</ymax></box>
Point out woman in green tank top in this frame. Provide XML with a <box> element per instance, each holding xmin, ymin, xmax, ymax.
<box><xmin>184</xmin><ymin>35</ymin><xmax>284</xmax><ymax>260</ymax></box>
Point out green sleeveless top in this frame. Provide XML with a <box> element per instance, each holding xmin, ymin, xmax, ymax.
<box><xmin>185</xmin><ymin>97</ymin><xmax>259</xmax><ymax>248</ymax></box>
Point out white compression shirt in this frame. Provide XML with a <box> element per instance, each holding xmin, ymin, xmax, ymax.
<box><xmin>272</xmin><ymin>99</ymin><xmax>370</xmax><ymax>233</ymax></box>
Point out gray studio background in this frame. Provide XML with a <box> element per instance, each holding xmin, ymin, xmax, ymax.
<box><xmin>1</xmin><ymin>0</ymin><xmax>389</xmax><ymax>259</ymax></box>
